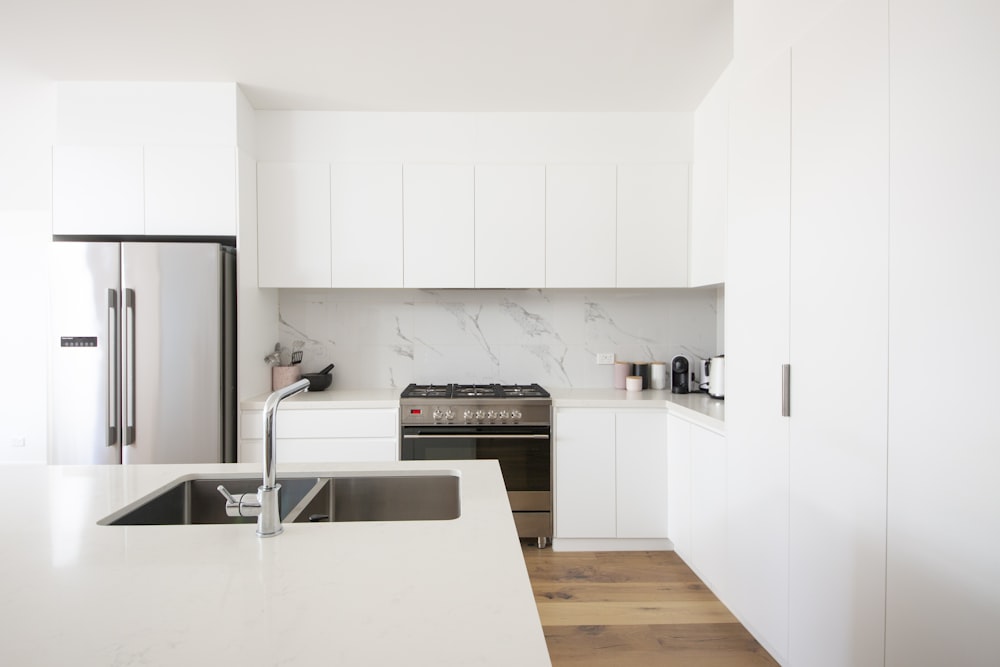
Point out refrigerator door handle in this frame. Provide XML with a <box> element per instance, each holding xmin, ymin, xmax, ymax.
<box><xmin>107</xmin><ymin>289</ymin><xmax>119</xmax><ymax>446</ymax></box>
<box><xmin>125</xmin><ymin>288</ymin><xmax>136</xmax><ymax>445</ymax></box>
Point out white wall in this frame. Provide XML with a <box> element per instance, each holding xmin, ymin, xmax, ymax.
<box><xmin>0</xmin><ymin>72</ymin><xmax>56</xmax><ymax>463</ymax></box>
<box><xmin>276</xmin><ymin>288</ymin><xmax>720</xmax><ymax>390</ymax></box>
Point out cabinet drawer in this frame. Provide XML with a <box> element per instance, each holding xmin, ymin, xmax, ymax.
<box><xmin>239</xmin><ymin>438</ymin><xmax>398</xmax><ymax>464</ymax></box>
<box><xmin>240</xmin><ymin>408</ymin><xmax>398</xmax><ymax>440</ymax></box>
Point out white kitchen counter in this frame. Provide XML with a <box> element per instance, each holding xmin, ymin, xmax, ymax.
<box><xmin>242</xmin><ymin>387</ymin><xmax>401</xmax><ymax>409</ymax></box>
<box><xmin>0</xmin><ymin>461</ymin><xmax>550</xmax><ymax>666</ymax></box>
<box><xmin>549</xmin><ymin>388</ymin><xmax>725</xmax><ymax>433</ymax></box>
<box><xmin>241</xmin><ymin>387</ymin><xmax>724</xmax><ymax>432</ymax></box>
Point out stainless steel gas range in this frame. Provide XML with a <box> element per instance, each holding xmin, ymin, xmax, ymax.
<box><xmin>399</xmin><ymin>383</ymin><xmax>552</xmax><ymax>548</ymax></box>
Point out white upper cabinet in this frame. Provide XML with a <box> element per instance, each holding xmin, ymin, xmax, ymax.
<box><xmin>474</xmin><ymin>164</ymin><xmax>545</xmax><ymax>288</ymax></box>
<box><xmin>330</xmin><ymin>163</ymin><xmax>403</xmax><ymax>288</ymax></box>
<box><xmin>616</xmin><ymin>163</ymin><xmax>689</xmax><ymax>287</ymax></box>
<box><xmin>403</xmin><ymin>164</ymin><xmax>474</xmax><ymax>288</ymax></box>
<box><xmin>53</xmin><ymin>83</ymin><xmax>240</xmax><ymax>238</ymax></box>
<box><xmin>257</xmin><ymin>162</ymin><xmax>331</xmax><ymax>288</ymax></box>
<box><xmin>52</xmin><ymin>145</ymin><xmax>144</xmax><ymax>236</ymax></box>
<box><xmin>144</xmin><ymin>145</ymin><xmax>237</xmax><ymax>236</ymax></box>
<box><xmin>545</xmin><ymin>164</ymin><xmax>617</xmax><ymax>288</ymax></box>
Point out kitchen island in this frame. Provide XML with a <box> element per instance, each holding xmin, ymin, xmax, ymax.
<box><xmin>0</xmin><ymin>460</ymin><xmax>550</xmax><ymax>666</ymax></box>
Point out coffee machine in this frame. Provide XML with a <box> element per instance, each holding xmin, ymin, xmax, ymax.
<box><xmin>671</xmin><ymin>355</ymin><xmax>690</xmax><ymax>394</ymax></box>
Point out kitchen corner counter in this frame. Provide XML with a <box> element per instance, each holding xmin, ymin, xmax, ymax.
<box><xmin>550</xmin><ymin>388</ymin><xmax>725</xmax><ymax>433</ymax></box>
<box><xmin>241</xmin><ymin>388</ymin><xmax>401</xmax><ymax>410</ymax></box>
<box><xmin>0</xmin><ymin>461</ymin><xmax>550</xmax><ymax>666</ymax></box>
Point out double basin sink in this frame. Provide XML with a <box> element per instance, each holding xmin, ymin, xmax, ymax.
<box><xmin>98</xmin><ymin>472</ymin><xmax>460</xmax><ymax>526</ymax></box>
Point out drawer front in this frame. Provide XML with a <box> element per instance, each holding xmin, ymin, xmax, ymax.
<box><xmin>241</xmin><ymin>408</ymin><xmax>398</xmax><ymax>440</ymax></box>
<box><xmin>238</xmin><ymin>438</ymin><xmax>398</xmax><ymax>464</ymax></box>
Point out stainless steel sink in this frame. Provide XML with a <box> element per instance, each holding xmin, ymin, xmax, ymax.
<box><xmin>98</xmin><ymin>472</ymin><xmax>460</xmax><ymax>526</ymax></box>
<box><xmin>98</xmin><ymin>476</ymin><xmax>321</xmax><ymax>526</ymax></box>
<box><xmin>289</xmin><ymin>475</ymin><xmax>461</xmax><ymax>523</ymax></box>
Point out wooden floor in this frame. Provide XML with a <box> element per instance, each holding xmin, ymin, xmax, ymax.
<box><xmin>521</xmin><ymin>543</ymin><xmax>779</xmax><ymax>666</ymax></box>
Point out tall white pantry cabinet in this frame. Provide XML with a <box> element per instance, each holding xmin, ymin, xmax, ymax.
<box><xmin>725</xmin><ymin>0</ymin><xmax>1000</xmax><ymax>665</ymax></box>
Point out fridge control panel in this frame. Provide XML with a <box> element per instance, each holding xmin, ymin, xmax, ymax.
<box><xmin>60</xmin><ymin>336</ymin><xmax>97</xmax><ymax>348</ymax></box>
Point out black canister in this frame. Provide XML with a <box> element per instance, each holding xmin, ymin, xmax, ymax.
<box><xmin>632</xmin><ymin>362</ymin><xmax>651</xmax><ymax>390</ymax></box>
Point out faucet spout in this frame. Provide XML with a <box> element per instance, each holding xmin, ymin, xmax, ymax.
<box><xmin>258</xmin><ymin>378</ymin><xmax>310</xmax><ymax>537</ymax></box>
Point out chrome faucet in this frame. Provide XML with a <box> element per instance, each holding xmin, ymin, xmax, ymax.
<box><xmin>218</xmin><ymin>378</ymin><xmax>310</xmax><ymax>537</ymax></box>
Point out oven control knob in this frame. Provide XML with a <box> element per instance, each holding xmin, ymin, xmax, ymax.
<box><xmin>432</xmin><ymin>408</ymin><xmax>445</xmax><ymax>421</ymax></box>
<box><xmin>498</xmin><ymin>410</ymin><xmax>509</xmax><ymax>421</ymax></box>
<box><xmin>463</xmin><ymin>409</ymin><xmax>474</xmax><ymax>422</ymax></box>
<box><xmin>510</xmin><ymin>409</ymin><xmax>523</xmax><ymax>421</ymax></box>
<box><xmin>444</xmin><ymin>409</ymin><xmax>455</xmax><ymax>421</ymax></box>
<box><xmin>486</xmin><ymin>410</ymin><xmax>498</xmax><ymax>421</ymax></box>
<box><xmin>474</xmin><ymin>410</ymin><xmax>486</xmax><ymax>421</ymax></box>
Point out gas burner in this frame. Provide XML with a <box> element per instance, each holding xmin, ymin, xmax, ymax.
<box><xmin>499</xmin><ymin>384</ymin><xmax>550</xmax><ymax>399</ymax></box>
<box><xmin>400</xmin><ymin>384</ymin><xmax>452</xmax><ymax>399</ymax></box>
<box><xmin>452</xmin><ymin>384</ymin><xmax>501</xmax><ymax>398</ymax></box>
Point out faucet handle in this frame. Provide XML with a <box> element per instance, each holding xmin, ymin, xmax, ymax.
<box><xmin>217</xmin><ymin>485</ymin><xmax>262</xmax><ymax>518</ymax></box>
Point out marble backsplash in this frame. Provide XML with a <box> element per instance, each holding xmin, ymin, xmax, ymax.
<box><xmin>277</xmin><ymin>288</ymin><xmax>721</xmax><ymax>390</ymax></box>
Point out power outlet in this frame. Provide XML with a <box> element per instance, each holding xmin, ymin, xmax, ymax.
<box><xmin>11</xmin><ymin>436</ymin><xmax>25</xmax><ymax>448</ymax></box>
<box><xmin>595</xmin><ymin>353</ymin><xmax>615</xmax><ymax>365</ymax></box>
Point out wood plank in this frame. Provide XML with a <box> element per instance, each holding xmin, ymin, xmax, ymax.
<box><xmin>532</xmin><ymin>580</ymin><xmax>717</xmax><ymax>603</ymax></box>
<box><xmin>537</xmin><ymin>600</ymin><xmax>738</xmax><ymax>626</ymax></box>
<box><xmin>543</xmin><ymin>624</ymin><xmax>781</xmax><ymax>667</ymax></box>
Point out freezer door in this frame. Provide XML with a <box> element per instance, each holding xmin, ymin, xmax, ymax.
<box><xmin>121</xmin><ymin>243</ymin><xmax>225</xmax><ymax>464</ymax></box>
<box><xmin>49</xmin><ymin>242</ymin><xmax>122</xmax><ymax>464</ymax></box>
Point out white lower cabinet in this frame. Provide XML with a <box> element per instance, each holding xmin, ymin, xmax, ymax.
<box><xmin>666</xmin><ymin>414</ymin><xmax>692</xmax><ymax>560</ymax></box>
<box><xmin>553</xmin><ymin>408</ymin><xmax>668</xmax><ymax>548</ymax></box>
<box><xmin>239</xmin><ymin>408</ymin><xmax>398</xmax><ymax>464</ymax></box>
<box><xmin>690</xmin><ymin>424</ymin><xmax>727</xmax><ymax>596</ymax></box>
<box><xmin>666</xmin><ymin>414</ymin><xmax>727</xmax><ymax>596</ymax></box>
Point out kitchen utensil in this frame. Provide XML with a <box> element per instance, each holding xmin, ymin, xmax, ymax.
<box><xmin>318</xmin><ymin>363</ymin><xmax>335</xmax><ymax>375</ymax></box>
<box><xmin>264</xmin><ymin>342</ymin><xmax>281</xmax><ymax>366</ymax></box>
<box><xmin>291</xmin><ymin>350</ymin><xmax>303</xmax><ymax>365</ymax></box>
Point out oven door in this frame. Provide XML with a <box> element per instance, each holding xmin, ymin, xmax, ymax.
<box><xmin>400</xmin><ymin>424</ymin><xmax>550</xmax><ymax>493</ymax></box>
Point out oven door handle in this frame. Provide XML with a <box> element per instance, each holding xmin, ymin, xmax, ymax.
<box><xmin>401</xmin><ymin>433</ymin><xmax>550</xmax><ymax>440</ymax></box>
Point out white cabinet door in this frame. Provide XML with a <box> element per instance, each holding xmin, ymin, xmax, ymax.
<box><xmin>724</xmin><ymin>50</ymin><xmax>792</xmax><ymax>664</ymax></box>
<box><xmin>887</xmin><ymin>3</ymin><xmax>1000</xmax><ymax>666</ymax></box>
<box><xmin>553</xmin><ymin>409</ymin><xmax>616</xmax><ymax>538</ymax></box>
<box><xmin>789</xmin><ymin>2</ymin><xmax>889</xmax><ymax>665</ymax></box>
<box><xmin>691</xmin><ymin>424</ymin><xmax>726</xmax><ymax>596</ymax></box>
<box><xmin>666</xmin><ymin>414</ymin><xmax>692</xmax><ymax>560</ymax></box>
<box><xmin>257</xmin><ymin>162</ymin><xmax>331</xmax><ymax>288</ymax></box>
<box><xmin>545</xmin><ymin>164</ymin><xmax>616</xmax><ymax>287</ymax></box>
<box><xmin>52</xmin><ymin>145</ymin><xmax>144</xmax><ymax>235</ymax></box>
<box><xmin>474</xmin><ymin>164</ymin><xmax>545</xmax><ymax>288</ymax></box>
<box><xmin>330</xmin><ymin>163</ymin><xmax>403</xmax><ymax>287</ymax></box>
<box><xmin>403</xmin><ymin>164</ymin><xmax>474</xmax><ymax>288</ymax></box>
<box><xmin>615</xmin><ymin>410</ymin><xmax>669</xmax><ymax>538</ymax></box>
<box><xmin>144</xmin><ymin>145</ymin><xmax>236</xmax><ymax>236</ymax></box>
<box><xmin>616</xmin><ymin>163</ymin><xmax>689</xmax><ymax>287</ymax></box>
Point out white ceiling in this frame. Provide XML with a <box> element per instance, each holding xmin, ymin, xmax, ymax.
<box><xmin>1</xmin><ymin>0</ymin><xmax>732</xmax><ymax>112</ymax></box>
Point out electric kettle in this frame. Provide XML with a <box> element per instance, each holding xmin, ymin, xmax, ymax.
<box><xmin>708</xmin><ymin>355</ymin><xmax>725</xmax><ymax>399</ymax></box>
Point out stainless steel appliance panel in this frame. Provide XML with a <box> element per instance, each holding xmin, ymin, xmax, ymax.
<box><xmin>49</xmin><ymin>242</ymin><xmax>121</xmax><ymax>465</ymax></box>
<box><xmin>121</xmin><ymin>243</ymin><xmax>224</xmax><ymax>464</ymax></box>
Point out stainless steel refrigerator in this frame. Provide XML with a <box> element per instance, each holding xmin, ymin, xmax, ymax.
<box><xmin>49</xmin><ymin>241</ymin><xmax>236</xmax><ymax>464</ymax></box>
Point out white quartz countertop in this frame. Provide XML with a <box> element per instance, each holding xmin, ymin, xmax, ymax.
<box><xmin>242</xmin><ymin>388</ymin><xmax>402</xmax><ymax>409</ymax></box>
<box><xmin>240</xmin><ymin>387</ymin><xmax>724</xmax><ymax>431</ymax></box>
<box><xmin>549</xmin><ymin>388</ymin><xmax>725</xmax><ymax>433</ymax></box>
<box><xmin>0</xmin><ymin>461</ymin><xmax>550</xmax><ymax>666</ymax></box>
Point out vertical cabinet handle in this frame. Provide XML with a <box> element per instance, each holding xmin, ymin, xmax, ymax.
<box><xmin>781</xmin><ymin>364</ymin><xmax>791</xmax><ymax>417</ymax></box>
<box><xmin>107</xmin><ymin>289</ymin><xmax>119</xmax><ymax>446</ymax></box>
<box><xmin>125</xmin><ymin>288</ymin><xmax>136</xmax><ymax>445</ymax></box>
